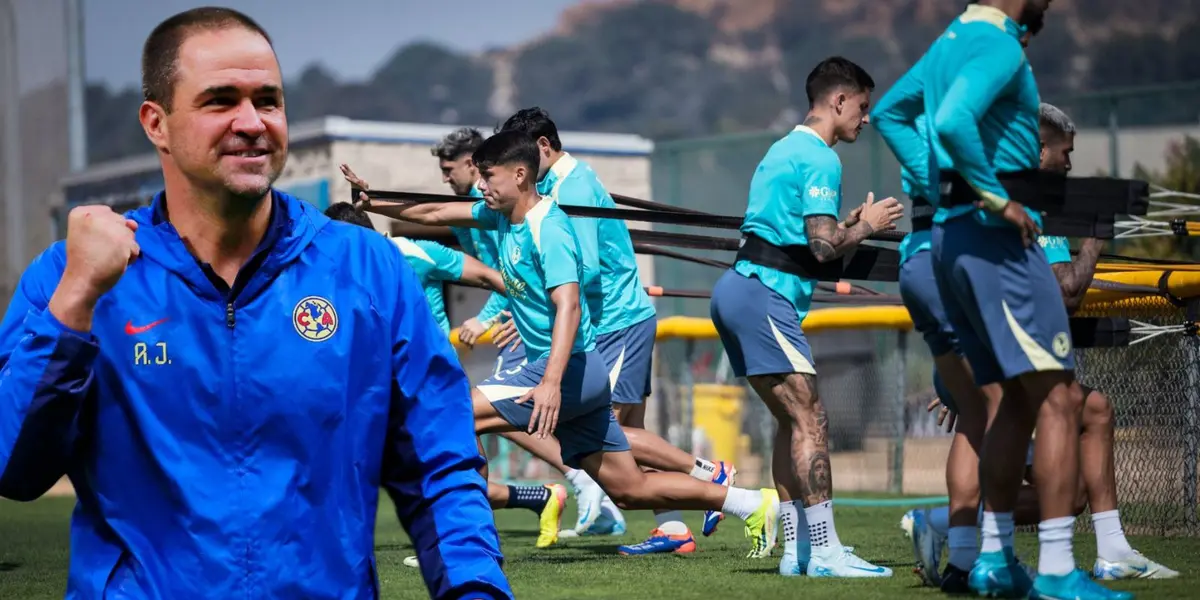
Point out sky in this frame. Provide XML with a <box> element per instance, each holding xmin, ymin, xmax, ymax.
<box><xmin>84</xmin><ymin>0</ymin><xmax>584</xmax><ymax>89</ymax></box>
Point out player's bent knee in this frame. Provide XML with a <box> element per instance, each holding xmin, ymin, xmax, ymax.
<box><xmin>471</xmin><ymin>388</ymin><xmax>517</xmax><ymax>434</ymax></box>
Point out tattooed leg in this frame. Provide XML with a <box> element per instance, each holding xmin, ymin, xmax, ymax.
<box><xmin>748</xmin><ymin>373</ymin><xmax>830</xmax><ymax>506</ymax></box>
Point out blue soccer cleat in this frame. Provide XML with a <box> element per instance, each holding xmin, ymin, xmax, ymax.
<box><xmin>1031</xmin><ymin>569</ymin><xmax>1134</xmax><ymax>600</ymax></box>
<box><xmin>700</xmin><ymin>461</ymin><xmax>737</xmax><ymax>537</ymax></box>
<box><xmin>968</xmin><ymin>550</ymin><xmax>1034</xmax><ymax>598</ymax></box>
<box><xmin>618</xmin><ymin>529</ymin><xmax>696</xmax><ymax>556</ymax></box>
<box><xmin>908</xmin><ymin>508</ymin><xmax>945</xmax><ymax>586</ymax></box>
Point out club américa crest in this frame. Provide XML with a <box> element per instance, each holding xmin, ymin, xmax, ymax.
<box><xmin>293</xmin><ymin>296</ymin><xmax>338</xmax><ymax>342</ymax></box>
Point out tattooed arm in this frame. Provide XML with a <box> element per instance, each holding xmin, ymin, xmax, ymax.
<box><xmin>1052</xmin><ymin>237</ymin><xmax>1104</xmax><ymax>315</ymax></box>
<box><xmin>804</xmin><ymin>215</ymin><xmax>878</xmax><ymax>263</ymax></box>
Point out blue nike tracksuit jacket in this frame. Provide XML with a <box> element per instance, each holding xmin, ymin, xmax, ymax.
<box><xmin>0</xmin><ymin>191</ymin><xmax>511</xmax><ymax>599</ymax></box>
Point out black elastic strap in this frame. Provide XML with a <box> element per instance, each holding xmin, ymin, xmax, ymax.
<box><xmin>911</xmin><ymin>197</ymin><xmax>935</xmax><ymax>232</ymax></box>
<box><xmin>734</xmin><ymin>233</ymin><xmax>900</xmax><ymax>282</ymax></box>
<box><xmin>1069</xmin><ymin>317</ymin><xmax>1131</xmax><ymax>349</ymax></box>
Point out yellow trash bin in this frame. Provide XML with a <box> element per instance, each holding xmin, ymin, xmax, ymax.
<box><xmin>691</xmin><ymin>384</ymin><xmax>746</xmax><ymax>464</ymax></box>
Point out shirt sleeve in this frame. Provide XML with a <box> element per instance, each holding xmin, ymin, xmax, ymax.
<box><xmin>932</xmin><ymin>35</ymin><xmax>1026</xmax><ymax>206</ymax></box>
<box><xmin>873</xmin><ymin>57</ymin><xmax>932</xmax><ymax>198</ymax></box>
<box><xmin>414</xmin><ymin>240</ymin><xmax>466</xmax><ymax>282</ymax></box>
<box><xmin>537</xmin><ymin>217</ymin><xmax>582</xmax><ymax>291</ymax></box>
<box><xmin>1038</xmin><ymin>235</ymin><xmax>1073</xmax><ymax>265</ymax></box>
<box><xmin>379</xmin><ymin>242</ymin><xmax>511</xmax><ymax>599</ymax></box>
<box><xmin>0</xmin><ymin>243</ymin><xmax>100</xmax><ymax>501</ymax></box>
<box><xmin>470</xmin><ymin>201</ymin><xmax>502</xmax><ymax>231</ymax></box>
<box><xmin>798</xmin><ymin>151</ymin><xmax>843</xmax><ymax>219</ymax></box>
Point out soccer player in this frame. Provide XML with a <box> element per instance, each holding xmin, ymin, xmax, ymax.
<box><xmin>873</xmin><ymin>82</ymin><xmax>996</xmax><ymax>587</ymax></box>
<box><xmin>709</xmin><ymin>57</ymin><xmax>903</xmax><ymax>578</ymax></box>
<box><xmin>366</xmin><ymin>129</ymin><xmax>779</xmax><ymax>559</ymax></box>
<box><xmin>498</xmin><ymin>107</ymin><xmax>738</xmax><ymax>554</ymax></box>
<box><xmin>324</xmin><ymin>201</ymin><xmax>575</xmax><ymax>560</ymax></box>
<box><xmin>0</xmin><ymin>8</ymin><xmax>508</xmax><ymax>599</ymax></box>
<box><xmin>918</xmin><ymin>2</ymin><xmax>1128</xmax><ymax>597</ymax></box>
<box><xmin>342</xmin><ymin>133</ymin><xmax>623</xmax><ymax>538</ymax></box>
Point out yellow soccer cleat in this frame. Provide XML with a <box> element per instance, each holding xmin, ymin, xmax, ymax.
<box><xmin>744</xmin><ymin>488</ymin><xmax>780</xmax><ymax>559</ymax></box>
<box><xmin>536</xmin><ymin>483</ymin><xmax>569</xmax><ymax>549</ymax></box>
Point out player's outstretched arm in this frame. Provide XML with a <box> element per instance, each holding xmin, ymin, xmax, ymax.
<box><xmin>805</xmin><ymin>193</ymin><xmax>904</xmax><ymax>262</ymax></box>
<box><xmin>459</xmin><ymin>255</ymin><xmax>506</xmax><ymax>294</ymax></box>
<box><xmin>1053</xmin><ymin>237</ymin><xmax>1105</xmax><ymax>315</ymax></box>
<box><xmin>380</xmin><ymin>257</ymin><xmax>511</xmax><ymax>600</ymax></box>
<box><xmin>359</xmin><ymin>191</ymin><xmax>480</xmax><ymax>228</ymax></box>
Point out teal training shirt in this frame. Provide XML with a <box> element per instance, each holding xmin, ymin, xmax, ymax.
<box><xmin>451</xmin><ymin>184</ymin><xmax>509</xmax><ymax>327</ymax></box>
<box><xmin>537</xmin><ymin>153</ymin><xmax>656</xmax><ymax>335</ymax></box>
<box><xmin>1038</xmin><ymin>235</ymin><xmax>1072</xmax><ymax>265</ymax></box>
<box><xmin>389</xmin><ymin>235</ymin><xmax>465</xmax><ymax>334</ymax></box>
<box><xmin>735</xmin><ymin>125</ymin><xmax>841</xmax><ymax>324</ymax></box>
<box><xmin>923</xmin><ymin>4</ymin><xmax>1042</xmax><ymax>229</ymax></box>
<box><xmin>873</xmin><ymin>67</ymin><xmax>935</xmax><ymax>265</ymax></box>
<box><xmin>471</xmin><ymin>198</ymin><xmax>596</xmax><ymax>361</ymax></box>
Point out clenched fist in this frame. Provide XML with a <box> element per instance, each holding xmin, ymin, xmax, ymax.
<box><xmin>48</xmin><ymin>206</ymin><xmax>140</xmax><ymax>331</ymax></box>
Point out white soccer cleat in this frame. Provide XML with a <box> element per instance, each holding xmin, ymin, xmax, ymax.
<box><xmin>1093</xmin><ymin>551</ymin><xmax>1180</xmax><ymax>580</ymax></box>
<box><xmin>571</xmin><ymin>480</ymin><xmax>606</xmax><ymax>533</ymax></box>
<box><xmin>900</xmin><ymin>509</ymin><xmax>915</xmax><ymax>539</ymax></box>
<box><xmin>807</xmin><ymin>545</ymin><xmax>893</xmax><ymax>578</ymax></box>
<box><xmin>403</xmin><ymin>556</ymin><xmax>420</xmax><ymax>568</ymax></box>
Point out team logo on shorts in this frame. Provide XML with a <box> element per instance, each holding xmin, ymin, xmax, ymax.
<box><xmin>293</xmin><ymin>296</ymin><xmax>338</xmax><ymax>342</ymax></box>
<box><xmin>509</xmin><ymin>244</ymin><xmax>522</xmax><ymax>265</ymax></box>
<box><xmin>1052</xmin><ymin>331</ymin><xmax>1071</xmax><ymax>358</ymax></box>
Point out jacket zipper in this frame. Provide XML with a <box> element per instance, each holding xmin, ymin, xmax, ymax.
<box><xmin>226</xmin><ymin>301</ymin><xmax>236</xmax><ymax>328</ymax></box>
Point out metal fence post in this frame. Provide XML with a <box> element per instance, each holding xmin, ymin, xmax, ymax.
<box><xmin>1183</xmin><ymin>309</ymin><xmax>1200</xmax><ymax>534</ymax></box>
<box><xmin>890</xmin><ymin>330</ymin><xmax>908</xmax><ymax>494</ymax></box>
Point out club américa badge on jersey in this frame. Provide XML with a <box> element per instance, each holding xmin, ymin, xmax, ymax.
<box><xmin>293</xmin><ymin>296</ymin><xmax>338</xmax><ymax>342</ymax></box>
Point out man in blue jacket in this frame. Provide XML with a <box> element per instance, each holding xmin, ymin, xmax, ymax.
<box><xmin>0</xmin><ymin>7</ymin><xmax>509</xmax><ymax>600</ymax></box>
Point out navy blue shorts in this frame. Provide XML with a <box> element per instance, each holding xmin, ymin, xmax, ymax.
<box><xmin>477</xmin><ymin>351</ymin><xmax>629</xmax><ymax>468</ymax></box>
<box><xmin>595</xmin><ymin>316</ymin><xmax>656</xmax><ymax>404</ymax></box>
<box><xmin>710</xmin><ymin>269</ymin><xmax>816</xmax><ymax>378</ymax></box>
<box><xmin>491</xmin><ymin>343</ymin><xmax>528</xmax><ymax>379</ymax></box>
<box><xmin>899</xmin><ymin>250</ymin><xmax>959</xmax><ymax>357</ymax></box>
<box><xmin>931</xmin><ymin>218</ymin><xmax>1075</xmax><ymax>386</ymax></box>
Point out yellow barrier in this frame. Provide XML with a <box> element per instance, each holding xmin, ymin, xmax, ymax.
<box><xmin>691</xmin><ymin>384</ymin><xmax>745</xmax><ymax>464</ymax></box>
<box><xmin>448</xmin><ymin>269</ymin><xmax>1200</xmax><ymax>346</ymax></box>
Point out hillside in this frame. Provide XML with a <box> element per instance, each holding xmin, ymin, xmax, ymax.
<box><xmin>85</xmin><ymin>0</ymin><xmax>1200</xmax><ymax>164</ymax></box>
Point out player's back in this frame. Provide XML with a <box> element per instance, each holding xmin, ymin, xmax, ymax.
<box><xmin>735</xmin><ymin>126</ymin><xmax>841</xmax><ymax>319</ymax></box>
<box><xmin>923</xmin><ymin>4</ymin><xmax>1040</xmax><ymax>225</ymax></box>
<box><xmin>540</xmin><ymin>154</ymin><xmax>655</xmax><ymax>334</ymax></box>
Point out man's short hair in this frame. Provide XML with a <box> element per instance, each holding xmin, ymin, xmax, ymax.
<box><xmin>805</xmin><ymin>57</ymin><xmax>875</xmax><ymax>106</ymax></box>
<box><xmin>142</xmin><ymin>7</ymin><xmax>273</xmax><ymax>111</ymax></box>
<box><xmin>500</xmin><ymin>107</ymin><xmax>562</xmax><ymax>152</ymax></box>
<box><xmin>473</xmin><ymin>130</ymin><xmax>540</xmax><ymax>177</ymax></box>
<box><xmin>432</xmin><ymin>128</ymin><xmax>485</xmax><ymax>162</ymax></box>
<box><xmin>324</xmin><ymin>202</ymin><xmax>375</xmax><ymax>230</ymax></box>
<box><xmin>1039</xmin><ymin>103</ymin><xmax>1076</xmax><ymax>140</ymax></box>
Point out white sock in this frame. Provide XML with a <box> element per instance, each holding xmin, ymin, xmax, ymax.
<box><xmin>948</xmin><ymin>527</ymin><xmax>980</xmax><ymax>571</ymax></box>
<box><xmin>928</xmin><ymin>505</ymin><xmax>950</xmax><ymax>537</ymax></box>
<box><xmin>564</xmin><ymin>468</ymin><xmax>592</xmax><ymax>489</ymax></box>
<box><xmin>1037</xmin><ymin>516</ymin><xmax>1077</xmax><ymax>576</ymax></box>
<box><xmin>1091</xmin><ymin>510</ymin><xmax>1134</xmax><ymax>562</ymax></box>
<box><xmin>720</xmin><ymin>487</ymin><xmax>763</xmax><ymax>520</ymax></box>
<box><xmin>980</xmin><ymin>512</ymin><xmax>1015</xmax><ymax>554</ymax></box>
<box><xmin>654</xmin><ymin>510</ymin><xmax>689</xmax><ymax>535</ymax></box>
<box><xmin>689</xmin><ymin>457</ymin><xmax>718</xmax><ymax>481</ymax></box>
<box><xmin>804</xmin><ymin>500</ymin><xmax>842</xmax><ymax>549</ymax></box>
<box><xmin>780</xmin><ymin>501</ymin><xmax>811</xmax><ymax>560</ymax></box>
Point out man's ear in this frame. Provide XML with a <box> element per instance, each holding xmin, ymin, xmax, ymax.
<box><xmin>834</xmin><ymin>93</ymin><xmax>846</xmax><ymax>116</ymax></box>
<box><xmin>139</xmin><ymin>101</ymin><xmax>169</xmax><ymax>152</ymax></box>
